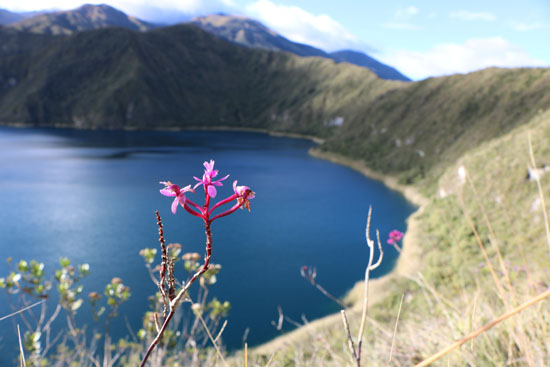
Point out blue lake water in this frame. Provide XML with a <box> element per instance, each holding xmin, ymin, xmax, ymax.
<box><xmin>0</xmin><ymin>126</ymin><xmax>416</xmax><ymax>363</ymax></box>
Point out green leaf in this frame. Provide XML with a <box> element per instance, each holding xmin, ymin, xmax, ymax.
<box><xmin>18</xmin><ymin>260</ymin><xmax>28</xmax><ymax>272</ymax></box>
<box><xmin>59</xmin><ymin>257</ymin><xmax>70</xmax><ymax>268</ymax></box>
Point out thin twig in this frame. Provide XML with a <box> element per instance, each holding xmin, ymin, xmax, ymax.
<box><xmin>197</xmin><ymin>310</ymin><xmax>227</xmax><ymax>366</ymax></box>
<box><xmin>214</xmin><ymin>320</ymin><xmax>228</xmax><ymax>344</ymax></box>
<box><xmin>341</xmin><ymin>310</ymin><xmax>357</xmax><ymax>363</ymax></box>
<box><xmin>414</xmin><ymin>288</ymin><xmax>550</xmax><ymax>367</ymax></box>
<box><xmin>141</xmin><ymin>218</ymin><xmax>213</xmax><ymax>366</ymax></box>
<box><xmin>17</xmin><ymin>324</ymin><xmax>26</xmax><ymax>367</ymax></box>
<box><xmin>272</xmin><ymin>305</ymin><xmax>284</xmax><ymax>331</ymax></box>
<box><xmin>355</xmin><ymin>207</ymin><xmax>384</xmax><ymax>367</ymax></box>
<box><xmin>389</xmin><ymin>293</ymin><xmax>405</xmax><ymax>363</ymax></box>
<box><xmin>264</xmin><ymin>351</ymin><xmax>278</xmax><ymax>367</ymax></box>
<box><xmin>314</xmin><ymin>283</ymin><xmax>347</xmax><ymax>308</ymax></box>
<box><xmin>0</xmin><ymin>299</ymin><xmax>46</xmax><ymax>322</ymax></box>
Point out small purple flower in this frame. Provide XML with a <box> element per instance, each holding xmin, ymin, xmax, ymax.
<box><xmin>387</xmin><ymin>230</ymin><xmax>404</xmax><ymax>245</ymax></box>
<box><xmin>233</xmin><ymin>180</ymin><xmax>255</xmax><ymax>211</ymax></box>
<box><xmin>193</xmin><ymin>160</ymin><xmax>229</xmax><ymax>198</ymax></box>
<box><xmin>160</xmin><ymin>181</ymin><xmax>193</xmax><ymax>215</ymax></box>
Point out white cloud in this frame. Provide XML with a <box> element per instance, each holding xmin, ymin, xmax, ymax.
<box><xmin>245</xmin><ymin>0</ymin><xmax>361</xmax><ymax>51</ymax></box>
<box><xmin>0</xmin><ymin>0</ymin><xmax>81</xmax><ymax>11</ymax></box>
<box><xmin>450</xmin><ymin>10</ymin><xmax>496</xmax><ymax>22</ymax></box>
<box><xmin>395</xmin><ymin>5</ymin><xmax>419</xmax><ymax>19</ymax></box>
<box><xmin>383</xmin><ymin>5</ymin><xmax>421</xmax><ymax>30</ymax></box>
<box><xmin>378</xmin><ymin>37</ymin><xmax>547</xmax><ymax>80</ymax></box>
<box><xmin>512</xmin><ymin>21</ymin><xmax>550</xmax><ymax>31</ymax></box>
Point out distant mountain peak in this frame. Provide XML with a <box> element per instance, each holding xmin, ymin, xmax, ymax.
<box><xmin>192</xmin><ymin>14</ymin><xmax>279</xmax><ymax>37</ymax></box>
<box><xmin>190</xmin><ymin>13</ymin><xmax>410</xmax><ymax>81</ymax></box>
<box><xmin>8</xmin><ymin>3</ymin><xmax>155</xmax><ymax>34</ymax></box>
<box><xmin>0</xmin><ymin>9</ymin><xmax>38</xmax><ymax>25</ymax></box>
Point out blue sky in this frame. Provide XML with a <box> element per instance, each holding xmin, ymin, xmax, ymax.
<box><xmin>1</xmin><ymin>0</ymin><xmax>549</xmax><ymax>80</ymax></box>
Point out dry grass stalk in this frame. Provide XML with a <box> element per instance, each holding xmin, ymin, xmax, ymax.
<box><xmin>341</xmin><ymin>206</ymin><xmax>384</xmax><ymax>367</ymax></box>
<box><xmin>528</xmin><ymin>132</ymin><xmax>550</xmax><ymax>255</ymax></box>
<box><xmin>414</xmin><ymin>288</ymin><xmax>550</xmax><ymax>367</ymax></box>
<box><xmin>389</xmin><ymin>293</ymin><xmax>405</xmax><ymax>363</ymax></box>
<box><xmin>0</xmin><ymin>300</ymin><xmax>46</xmax><ymax>322</ymax></box>
<box><xmin>196</xmin><ymin>310</ymin><xmax>228</xmax><ymax>366</ymax></box>
<box><xmin>465</xmin><ymin>171</ymin><xmax>516</xmax><ymax>301</ymax></box>
<box><xmin>17</xmin><ymin>324</ymin><xmax>26</xmax><ymax>367</ymax></box>
<box><xmin>457</xmin><ymin>192</ymin><xmax>507</xmax><ymax>304</ymax></box>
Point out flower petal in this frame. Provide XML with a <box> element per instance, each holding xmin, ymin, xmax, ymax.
<box><xmin>207</xmin><ymin>185</ymin><xmax>217</xmax><ymax>198</ymax></box>
<box><xmin>178</xmin><ymin>194</ymin><xmax>186</xmax><ymax>206</ymax></box>
<box><xmin>171</xmin><ymin>198</ymin><xmax>179</xmax><ymax>214</ymax></box>
<box><xmin>160</xmin><ymin>189</ymin><xmax>177</xmax><ymax>197</ymax></box>
<box><xmin>204</xmin><ymin>160</ymin><xmax>215</xmax><ymax>171</ymax></box>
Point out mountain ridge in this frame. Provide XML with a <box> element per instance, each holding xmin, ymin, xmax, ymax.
<box><xmin>6</xmin><ymin>3</ymin><xmax>155</xmax><ymax>34</ymax></box>
<box><xmin>2</xmin><ymin>4</ymin><xmax>410</xmax><ymax>81</ymax></box>
<box><xmin>190</xmin><ymin>13</ymin><xmax>411</xmax><ymax>81</ymax></box>
<box><xmin>0</xmin><ymin>9</ymin><xmax>41</xmax><ymax>25</ymax></box>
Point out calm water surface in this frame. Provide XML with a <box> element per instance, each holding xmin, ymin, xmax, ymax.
<box><xmin>0</xmin><ymin>126</ymin><xmax>415</xmax><ymax>362</ymax></box>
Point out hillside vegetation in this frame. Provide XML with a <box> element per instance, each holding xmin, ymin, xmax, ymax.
<box><xmin>320</xmin><ymin>67</ymin><xmax>550</xmax><ymax>187</ymax></box>
<box><xmin>0</xmin><ymin>24</ymin><xmax>398</xmax><ymax>133</ymax></box>
<box><xmin>1</xmin><ymin>23</ymin><xmax>549</xmax><ymax>190</ymax></box>
<box><xmin>1</xmin><ymin>21</ymin><xmax>550</xmax><ymax>365</ymax></box>
<box><xmin>239</xmin><ymin>109</ymin><xmax>550</xmax><ymax>366</ymax></box>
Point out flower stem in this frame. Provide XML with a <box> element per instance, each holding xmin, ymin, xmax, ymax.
<box><xmin>140</xmin><ymin>220</ymin><xmax>213</xmax><ymax>367</ymax></box>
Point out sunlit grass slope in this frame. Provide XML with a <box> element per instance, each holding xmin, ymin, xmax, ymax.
<box><xmin>235</xmin><ymin>110</ymin><xmax>550</xmax><ymax>366</ymax></box>
<box><xmin>320</xmin><ymin>67</ymin><xmax>550</xmax><ymax>186</ymax></box>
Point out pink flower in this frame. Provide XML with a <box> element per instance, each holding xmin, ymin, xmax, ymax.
<box><xmin>193</xmin><ymin>160</ymin><xmax>229</xmax><ymax>198</ymax></box>
<box><xmin>160</xmin><ymin>181</ymin><xmax>193</xmax><ymax>215</ymax></box>
<box><xmin>387</xmin><ymin>230</ymin><xmax>404</xmax><ymax>245</ymax></box>
<box><xmin>233</xmin><ymin>180</ymin><xmax>255</xmax><ymax>211</ymax></box>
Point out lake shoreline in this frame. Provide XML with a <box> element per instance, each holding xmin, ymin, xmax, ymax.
<box><xmin>1</xmin><ymin>121</ymin><xmax>426</xmax><ymax>286</ymax></box>
<box><xmin>1</xmin><ymin>121</ymin><xmax>426</xmax><ymax>355</ymax></box>
<box><xmin>0</xmin><ymin>122</ymin><xmax>325</xmax><ymax>144</ymax></box>
<box><xmin>251</xmin><ymin>150</ymin><xmax>428</xmax><ymax>355</ymax></box>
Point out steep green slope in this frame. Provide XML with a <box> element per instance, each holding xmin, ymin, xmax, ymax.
<box><xmin>320</xmin><ymin>67</ymin><xmax>550</xmax><ymax>187</ymax></box>
<box><xmin>0</xmin><ymin>24</ymin><xmax>398</xmax><ymax>133</ymax></box>
<box><xmin>328</xmin><ymin>49</ymin><xmax>410</xmax><ymax>81</ymax></box>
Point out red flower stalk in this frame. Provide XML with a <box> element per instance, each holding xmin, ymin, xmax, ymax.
<box><xmin>141</xmin><ymin>160</ymin><xmax>255</xmax><ymax>366</ymax></box>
